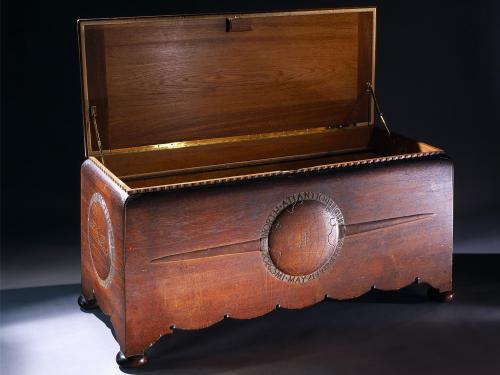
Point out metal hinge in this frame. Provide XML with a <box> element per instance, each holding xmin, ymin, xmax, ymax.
<box><xmin>366</xmin><ymin>82</ymin><xmax>391</xmax><ymax>136</ymax></box>
<box><xmin>89</xmin><ymin>105</ymin><xmax>105</xmax><ymax>165</ymax></box>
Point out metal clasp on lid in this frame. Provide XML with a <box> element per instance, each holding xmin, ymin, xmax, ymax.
<box><xmin>226</xmin><ymin>15</ymin><xmax>252</xmax><ymax>32</ymax></box>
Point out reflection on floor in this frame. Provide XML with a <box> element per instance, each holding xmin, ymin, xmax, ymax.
<box><xmin>1</xmin><ymin>255</ymin><xmax>499</xmax><ymax>375</ymax></box>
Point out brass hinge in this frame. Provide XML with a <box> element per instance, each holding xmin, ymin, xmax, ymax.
<box><xmin>89</xmin><ymin>105</ymin><xmax>105</xmax><ymax>165</ymax></box>
<box><xmin>366</xmin><ymin>82</ymin><xmax>391</xmax><ymax>136</ymax></box>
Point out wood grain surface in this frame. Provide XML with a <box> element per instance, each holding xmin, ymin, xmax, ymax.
<box><xmin>119</xmin><ymin>156</ymin><xmax>452</xmax><ymax>356</ymax></box>
<box><xmin>79</xmin><ymin>9</ymin><xmax>375</xmax><ymax>152</ymax></box>
<box><xmin>81</xmin><ymin>155</ymin><xmax>453</xmax><ymax>358</ymax></box>
<box><xmin>78</xmin><ymin>8</ymin><xmax>453</xmax><ymax>364</ymax></box>
<box><xmin>81</xmin><ymin>159</ymin><xmax>128</xmax><ymax>352</ymax></box>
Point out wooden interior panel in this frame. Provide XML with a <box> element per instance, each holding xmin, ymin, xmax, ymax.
<box><xmin>79</xmin><ymin>9</ymin><xmax>375</xmax><ymax>152</ymax></box>
<box><xmin>103</xmin><ymin>125</ymin><xmax>374</xmax><ymax>178</ymax></box>
<box><xmin>124</xmin><ymin>152</ymin><xmax>380</xmax><ymax>188</ymax></box>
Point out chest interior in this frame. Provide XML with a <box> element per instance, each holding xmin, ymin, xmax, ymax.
<box><xmin>79</xmin><ymin>9</ymin><xmax>442</xmax><ymax>190</ymax></box>
<box><xmin>99</xmin><ymin>128</ymin><xmax>438</xmax><ymax>189</ymax></box>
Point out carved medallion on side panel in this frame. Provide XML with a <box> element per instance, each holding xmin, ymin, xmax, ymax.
<box><xmin>88</xmin><ymin>192</ymin><xmax>115</xmax><ymax>288</ymax></box>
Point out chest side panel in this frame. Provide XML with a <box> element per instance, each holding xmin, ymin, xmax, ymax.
<box><xmin>81</xmin><ymin>160</ymin><xmax>128</xmax><ymax>348</ymax></box>
<box><xmin>123</xmin><ymin>157</ymin><xmax>453</xmax><ymax>352</ymax></box>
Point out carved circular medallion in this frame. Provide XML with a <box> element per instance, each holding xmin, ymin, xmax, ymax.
<box><xmin>88</xmin><ymin>192</ymin><xmax>115</xmax><ymax>288</ymax></box>
<box><xmin>261</xmin><ymin>192</ymin><xmax>345</xmax><ymax>284</ymax></box>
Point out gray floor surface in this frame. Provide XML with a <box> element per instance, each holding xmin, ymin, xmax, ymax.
<box><xmin>1</xmin><ymin>255</ymin><xmax>499</xmax><ymax>375</ymax></box>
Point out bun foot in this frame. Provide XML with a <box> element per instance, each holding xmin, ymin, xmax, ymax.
<box><xmin>78</xmin><ymin>295</ymin><xmax>98</xmax><ymax>311</ymax></box>
<box><xmin>116</xmin><ymin>351</ymin><xmax>148</xmax><ymax>368</ymax></box>
<box><xmin>428</xmin><ymin>288</ymin><xmax>454</xmax><ymax>302</ymax></box>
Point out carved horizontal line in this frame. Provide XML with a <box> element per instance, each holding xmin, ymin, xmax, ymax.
<box><xmin>344</xmin><ymin>213</ymin><xmax>435</xmax><ymax>237</ymax></box>
<box><xmin>151</xmin><ymin>239</ymin><xmax>260</xmax><ymax>264</ymax></box>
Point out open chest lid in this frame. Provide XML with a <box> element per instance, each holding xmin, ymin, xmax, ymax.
<box><xmin>78</xmin><ymin>8</ymin><xmax>376</xmax><ymax>157</ymax></box>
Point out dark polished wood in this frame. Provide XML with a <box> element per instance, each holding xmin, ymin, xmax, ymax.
<box><xmin>78</xmin><ymin>7</ymin><xmax>453</xmax><ymax>367</ymax></box>
<box><xmin>77</xmin><ymin>294</ymin><xmax>98</xmax><ymax>311</ymax></box>
<box><xmin>121</xmin><ymin>157</ymin><xmax>452</xmax><ymax>355</ymax></box>
<box><xmin>116</xmin><ymin>351</ymin><xmax>148</xmax><ymax>369</ymax></box>
<box><xmin>81</xmin><ymin>159</ymin><xmax>127</xmax><ymax>350</ymax></box>
<box><xmin>81</xmin><ymin>156</ymin><xmax>453</xmax><ymax>358</ymax></box>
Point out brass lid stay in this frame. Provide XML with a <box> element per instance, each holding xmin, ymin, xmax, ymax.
<box><xmin>90</xmin><ymin>105</ymin><xmax>105</xmax><ymax>164</ymax></box>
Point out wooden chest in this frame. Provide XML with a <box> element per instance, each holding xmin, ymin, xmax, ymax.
<box><xmin>77</xmin><ymin>8</ymin><xmax>454</xmax><ymax>368</ymax></box>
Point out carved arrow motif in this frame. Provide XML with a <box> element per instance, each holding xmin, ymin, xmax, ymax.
<box><xmin>150</xmin><ymin>213</ymin><xmax>434</xmax><ymax>264</ymax></box>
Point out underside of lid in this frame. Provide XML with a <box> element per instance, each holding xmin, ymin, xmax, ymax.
<box><xmin>79</xmin><ymin>8</ymin><xmax>376</xmax><ymax>156</ymax></box>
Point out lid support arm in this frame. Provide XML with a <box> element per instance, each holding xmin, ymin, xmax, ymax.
<box><xmin>366</xmin><ymin>82</ymin><xmax>391</xmax><ymax>136</ymax></box>
<box><xmin>90</xmin><ymin>105</ymin><xmax>105</xmax><ymax>165</ymax></box>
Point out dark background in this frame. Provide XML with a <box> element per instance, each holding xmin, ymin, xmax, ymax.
<box><xmin>1</xmin><ymin>0</ymin><xmax>499</xmax><ymax>260</ymax></box>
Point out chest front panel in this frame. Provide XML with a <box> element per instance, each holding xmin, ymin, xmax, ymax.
<box><xmin>122</xmin><ymin>158</ymin><xmax>452</xmax><ymax>350</ymax></box>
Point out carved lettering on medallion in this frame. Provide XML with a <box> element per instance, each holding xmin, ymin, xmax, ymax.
<box><xmin>260</xmin><ymin>192</ymin><xmax>345</xmax><ymax>284</ymax></box>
